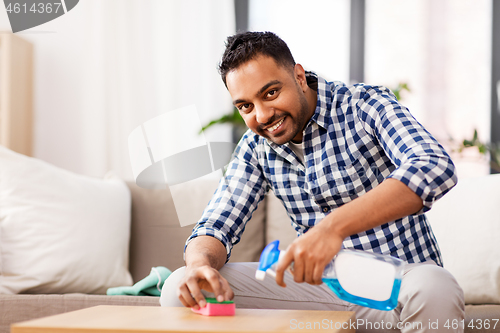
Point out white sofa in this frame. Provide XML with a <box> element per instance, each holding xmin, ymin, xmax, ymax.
<box><xmin>1</xmin><ymin>145</ymin><xmax>499</xmax><ymax>333</ymax></box>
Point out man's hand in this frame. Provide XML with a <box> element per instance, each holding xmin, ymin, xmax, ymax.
<box><xmin>275</xmin><ymin>178</ymin><xmax>424</xmax><ymax>288</ymax></box>
<box><xmin>179</xmin><ymin>235</ymin><xmax>234</xmax><ymax>309</ymax></box>
<box><xmin>176</xmin><ymin>264</ymin><xmax>234</xmax><ymax>310</ymax></box>
<box><xmin>275</xmin><ymin>221</ymin><xmax>344</xmax><ymax>287</ymax></box>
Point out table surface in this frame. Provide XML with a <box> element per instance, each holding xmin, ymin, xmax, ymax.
<box><xmin>11</xmin><ymin>305</ymin><xmax>356</xmax><ymax>333</ymax></box>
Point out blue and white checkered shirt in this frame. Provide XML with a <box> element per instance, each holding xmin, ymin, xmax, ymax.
<box><xmin>187</xmin><ymin>72</ymin><xmax>457</xmax><ymax>266</ymax></box>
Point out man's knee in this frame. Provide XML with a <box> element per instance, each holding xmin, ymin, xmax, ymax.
<box><xmin>407</xmin><ymin>265</ymin><xmax>463</xmax><ymax>300</ymax></box>
<box><xmin>401</xmin><ymin>263</ymin><xmax>464</xmax><ymax>315</ymax></box>
<box><xmin>160</xmin><ymin>266</ymin><xmax>186</xmax><ymax>307</ymax></box>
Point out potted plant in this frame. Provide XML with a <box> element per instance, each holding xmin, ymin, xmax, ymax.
<box><xmin>200</xmin><ymin>107</ymin><xmax>247</xmax><ymax>143</ymax></box>
<box><xmin>455</xmin><ymin>129</ymin><xmax>500</xmax><ymax>173</ymax></box>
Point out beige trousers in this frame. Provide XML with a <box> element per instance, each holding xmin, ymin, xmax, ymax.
<box><xmin>160</xmin><ymin>261</ymin><xmax>465</xmax><ymax>333</ymax></box>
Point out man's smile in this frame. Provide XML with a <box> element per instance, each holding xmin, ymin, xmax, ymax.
<box><xmin>265</xmin><ymin>116</ymin><xmax>286</xmax><ymax>133</ymax></box>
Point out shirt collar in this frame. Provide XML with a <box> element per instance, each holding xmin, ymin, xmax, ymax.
<box><xmin>306</xmin><ymin>71</ymin><xmax>331</xmax><ymax>131</ymax></box>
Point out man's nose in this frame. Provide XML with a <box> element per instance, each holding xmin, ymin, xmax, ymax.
<box><xmin>255</xmin><ymin>105</ymin><xmax>275</xmax><ymax>125</ymax></box>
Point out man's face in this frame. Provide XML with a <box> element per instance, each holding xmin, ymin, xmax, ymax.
<box><xmin>226</xmin><ymin>55</ymin><xmax>314</xmax><ymax>145</ymax></box>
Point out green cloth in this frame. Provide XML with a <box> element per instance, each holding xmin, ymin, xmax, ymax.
<box><xmin>106</xmin><ymin>266</ymin><xmax>171</xmax><ymax>296</ymax></box>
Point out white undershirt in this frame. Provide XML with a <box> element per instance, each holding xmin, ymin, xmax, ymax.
<box><xmin>288</xmin><ymin>141</ymin><xmax>304</xmax><ymax>164</ymax></box>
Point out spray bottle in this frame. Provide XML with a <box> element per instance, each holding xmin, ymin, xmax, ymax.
<box><xmin>255</xmin><ymin>240</ymin><xmax>405</xmax><ymax>311</ymax></box>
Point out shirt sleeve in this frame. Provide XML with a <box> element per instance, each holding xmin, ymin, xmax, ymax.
<box><xmin>354</xmin><ymin>85</ymin><xmax>458</xmax><ymax>213</ymax></box>
<box><xmin>184</xmin><ymin>133</ymin><xmax>268</xmax><ymax>262</ymax></box>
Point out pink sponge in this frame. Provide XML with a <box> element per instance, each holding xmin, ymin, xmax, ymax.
<box><xmin>191</xmin><ymin>298</ymin><xmax>235</xmax><ymax>316</ymax></box>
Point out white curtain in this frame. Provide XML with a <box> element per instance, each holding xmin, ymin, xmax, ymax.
<box><xmin>76</xmin><ymin>0</ymin><xmax>235</xmax><ymax>179</ymax></box>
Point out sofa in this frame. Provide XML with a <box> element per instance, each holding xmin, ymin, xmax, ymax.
<box><xmin>1</xmin><ymin>146</ymin><xmax>499</xmax><ymax>333</ymax></box>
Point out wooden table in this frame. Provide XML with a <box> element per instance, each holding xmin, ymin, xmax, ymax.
<box><xmin>11</xmin><ymin>305</ymin><xmax>356</xmax><ymax>333</ymax></box>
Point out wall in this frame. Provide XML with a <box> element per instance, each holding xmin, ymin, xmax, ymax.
<box><xmin>0</xmin><ymin>0</ymin><xmax>235</xmax><ymax>180</ymax></box>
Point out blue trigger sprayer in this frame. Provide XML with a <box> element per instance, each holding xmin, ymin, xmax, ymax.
<box><xmin>255</xmin><ymin>240</ymin><xmax>405</xmax><ymax>311</ymax></box>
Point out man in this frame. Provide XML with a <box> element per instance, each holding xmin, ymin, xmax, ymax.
<box><xmin>161</xmin><ymin>31</ymin><xmax>464</xmax><ymax>332</ymax></box>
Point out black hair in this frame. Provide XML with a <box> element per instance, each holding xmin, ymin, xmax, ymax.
<box><xmin>218</xmin><ymin>31</ymin><xmax>296</xmax><ymax>86</ymax></box>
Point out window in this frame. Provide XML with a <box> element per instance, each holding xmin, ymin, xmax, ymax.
<box><xmin>365</xmin><ymin>0</ymin><xmax>492</xmax><ymax>177</ymax></box>
<box><xmin>249</xmin><ymin>0</ymin><xmax>351</xmax><ymax>83</ymax></box>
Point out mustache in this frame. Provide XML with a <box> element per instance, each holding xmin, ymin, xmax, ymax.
<box><xmin>259</xmin><ymin>114</ymin><xmax>287</xmax><ymax>131</ymax></box>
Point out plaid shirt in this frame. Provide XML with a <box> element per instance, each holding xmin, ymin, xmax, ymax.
<box><xmin>187</xmin><ymin>72</ymin><xmax>457</xmax><ymax>266</ymax></box>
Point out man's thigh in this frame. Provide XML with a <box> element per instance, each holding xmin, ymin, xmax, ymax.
<box><xmin>218</xmin><ymin>262</ymin><xmax>351</xmax><ymax>310</ymax></box>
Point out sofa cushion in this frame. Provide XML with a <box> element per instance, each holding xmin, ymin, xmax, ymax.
<box><xmin>127</xmin><ymin>178</ymin><xmax>265</xmax><ymax>282</ymax></box>
<box><xmin>464</xmin><ymin>305</ymin><xmax>500</xmax><ymax>333</ymax></box>
<box><xmin>0</xmin><ymin>146</ymin><xmax>133</xmax><ymax>294</ymax></box>
<box><xmin>265</xmin><ymin>192</ymin><xmax>298</xmax><ymax>249</ymax></box>
<box><xmin>426</xmin><ymin>174</ymin><xmax>500</xmax><ymax>304</ymax></box>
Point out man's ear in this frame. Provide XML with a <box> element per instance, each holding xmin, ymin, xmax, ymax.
<box><xmin>293</xmin><ymin>64</ymin><xmax>308</xmax><ymax>92</ymax></box>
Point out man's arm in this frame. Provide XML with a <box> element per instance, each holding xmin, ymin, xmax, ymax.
<box><xmin>177</xmin><ymin>236</ymin><xmax>233</xmax><ymax>309</ymax></box>
<box><xmin>276</xmin><ymin>84</ymin><xmax>456</xmax><ymax>287</ymax></box>
<box><xmin>275</xmin><ymin>178</ymin><xmax>422</xmax><ymax>286</ymax></box>
<box><xmin>177</xmin><ymin>133</ymin><xmax>268</xmax><ymax>309</ymax></box>
<box><xmin>185</xmin><ymin>236</ymin><xmax>227</xmax><ymax>271</ymax></box>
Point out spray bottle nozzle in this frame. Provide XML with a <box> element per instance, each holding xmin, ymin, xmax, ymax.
<box><xmin>255</xmin><ymin>240</ymin><xmax>281</xmax><ymax>280</ymax></box>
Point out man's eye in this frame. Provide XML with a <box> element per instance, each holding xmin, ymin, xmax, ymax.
<box><xmin>267</xmin><ymin>90</ymin><xmax>277</xmax><ymax>97</ymax></box>
<box><xmin>238</xmin><ymin>103</ymin><xmax>251</xmax><ymax>112</ymax></box>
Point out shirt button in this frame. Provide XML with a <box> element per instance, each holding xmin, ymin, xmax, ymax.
<box><xmin>323</xmin><ymin>207</ymin><xmax>329</xmax><ymax>213</ymax></box>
